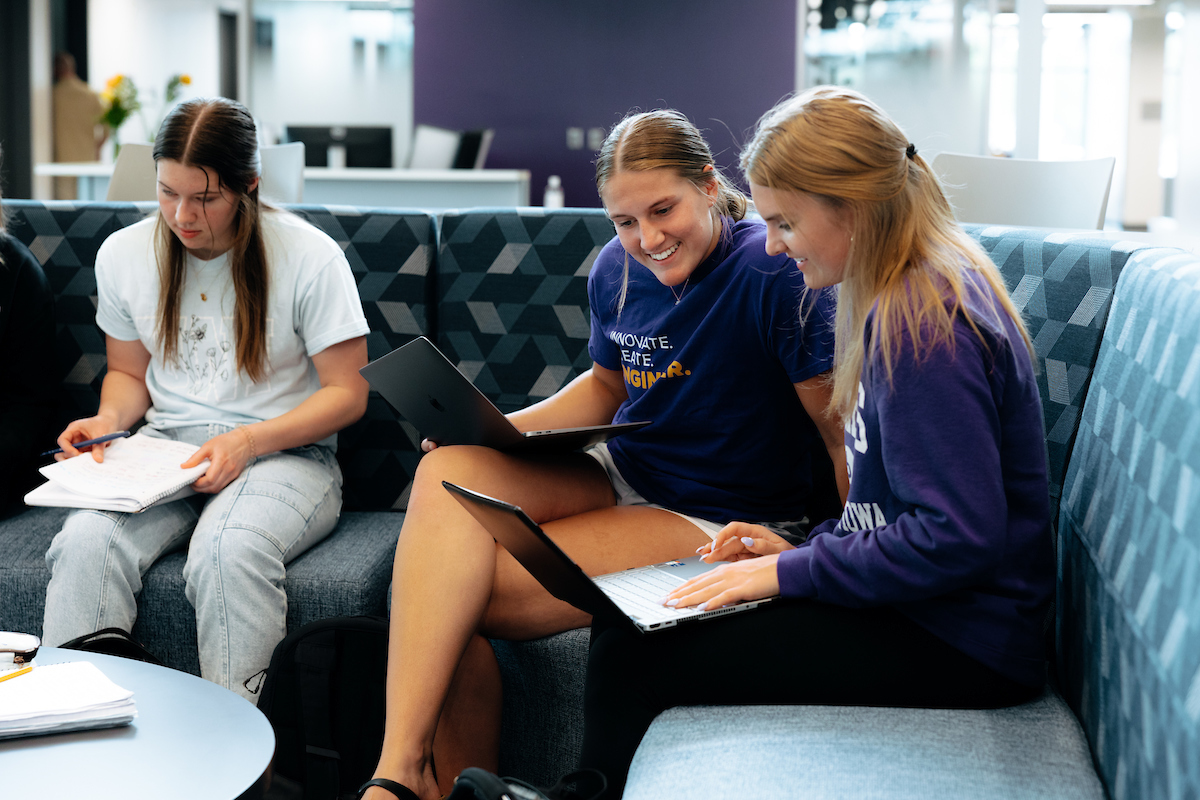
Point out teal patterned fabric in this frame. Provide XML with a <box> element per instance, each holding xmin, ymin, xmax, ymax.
<box><xmin>289</xmin><ymin>205</ymin><xmax>436</xmax><ymax>511</ymax></box>
<box><xmin>1</xmin><ymin>200</ymin><xmax>435</xmax><ymax>511</ymax></box>
<box><xmin>963</xmin><ymin>224</ymin><xmax>1146</xmax><ymax>510</ymax></box>
<box><xmin>436</xmin><ymin>208</ymin><xmax>616</xmax><ymax>413</ymax></box>
<box><xmin>1057</xmin><ymin>245</ymin><xmax>1200</xmax><ymax>799</ymax></box>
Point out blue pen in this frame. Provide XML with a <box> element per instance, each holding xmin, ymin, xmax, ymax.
<box><xmin>41</xmin><ymin>431</ymin><xmax>131</xmax><ymax>458</ymax></box>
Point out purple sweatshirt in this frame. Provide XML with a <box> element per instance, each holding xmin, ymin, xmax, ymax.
<box><xmin>777</xmin><ymin>277</ymin><xmax>1054</xmax><ymax>687</ymax></box>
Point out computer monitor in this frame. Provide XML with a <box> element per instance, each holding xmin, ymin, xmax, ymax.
<box><xmin>453</xmin><ymin>129</ymin><xmax>494</xmax><ymax>169</ymax></box>
<box><xmin>284</xmin><ymin>126</ymin><xmax>393</xmax><ymax>168</ymax></box>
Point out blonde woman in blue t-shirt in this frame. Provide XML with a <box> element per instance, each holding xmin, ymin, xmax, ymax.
<box><xmin>42</xmin><ymin>98</ymin><xmax>370</xmax><ymax>701</ymax></box>
<box><xmin>362</xmin><ymin>110</ymin><xmax>846</xmax><ymax>800</ymax></box>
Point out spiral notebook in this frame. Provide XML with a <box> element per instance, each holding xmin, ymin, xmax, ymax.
<box><xmin>25</xmin><ymin>433</ymin><xmax>210</xmax><ymax>513</ymax></box>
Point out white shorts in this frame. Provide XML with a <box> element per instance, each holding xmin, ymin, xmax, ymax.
<box><xmin>583</xmin><ymin>442</ymin><xmax>812</xmax><ymax>544</ymax></box>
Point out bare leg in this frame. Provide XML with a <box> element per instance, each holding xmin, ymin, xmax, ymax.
<box><xmin>429</xmin><ymin>634</ymin><xmax>502</xmax><ymax>792</ymax></box>
<box><xmin>364</xmin><ymin>445</ymin><xmax>708</xmax><ymax>800</ymax></box>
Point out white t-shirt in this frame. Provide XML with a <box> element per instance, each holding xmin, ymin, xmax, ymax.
<box><xmin>95</xmin><ymin>211</ymin><xmax>369</xmax><ymax>447</ymax></box>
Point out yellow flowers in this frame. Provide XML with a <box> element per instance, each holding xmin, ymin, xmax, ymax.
<box><xmin>100</xmin><ymin>72</ymin><xmax>192</xmax><ymax>148</ymax></box>
<box><xmin>100</xmin><ymin>74</ymin><xmax>140</xmax><ymax>132</ymax></box>
<box><xmin>165</xmin><ymin>73</ymin><xmax>192</xmax><ymax>104</ymax></box>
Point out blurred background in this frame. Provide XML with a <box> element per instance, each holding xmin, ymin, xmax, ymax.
<box><xmin>1</xmin><ymin>0</ymin><xmax>1196</xmax><ymax>232</ymax></box>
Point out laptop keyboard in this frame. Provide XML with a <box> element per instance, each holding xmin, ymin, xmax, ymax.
<box><xmin>597</xmin><ymin>567</ymin><xmax>694</xmax><ymax>622</ymax></box>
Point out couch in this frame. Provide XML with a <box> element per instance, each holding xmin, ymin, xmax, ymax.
<box><xmin>2</xmin><ymin>200</ymin><xmax>1197</xmax><ymax>798</ymax></box>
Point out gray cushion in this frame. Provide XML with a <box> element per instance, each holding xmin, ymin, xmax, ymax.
<box><xmin>492</xmin><ymin>627</ymin><xmax>590</xmax><ymax>786</ymax></box>
<box><xmin>624</xmin><ymin>688</ymin><xmax>1104</xmax><ymax>800</ymax></box>
<box><xmin>0</xmin><ymin>506</ymin><xmax>400</xmax><ymax>675</ymax></box>
<box><xmin>1056</xmin><ymin>245</ymin><xmax>1200</xmax><ymax>800</ymax></box>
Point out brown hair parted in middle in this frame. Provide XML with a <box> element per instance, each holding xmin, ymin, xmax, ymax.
<box><xmin>594</xmin><ymin>109</ymin><xmax>747</xmax><ymax>313</ymax></box>
<box><xmin>595</xmin><ymin>109</ymin><xmax>746</xmax><ymax>221</ymax></box>
<box><xmin>151</xmin><ymin>97</ymin><xmax>270</xmax><ymax>382</ymax></box>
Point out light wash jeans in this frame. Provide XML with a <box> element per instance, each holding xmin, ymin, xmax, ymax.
<box><xmin>43</xmin><ymin>424</ymin><xmax>343</xmax><ymax>702</ymax></box>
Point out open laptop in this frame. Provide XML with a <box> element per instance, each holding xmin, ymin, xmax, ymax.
<box><xmin>360</xmin><ymin>337</ymin><xmax>649</xmax><ymax>453</ymax></box>
<box><xmin>443</xmin><ymin>481</ymin><xmax>779</xmax><ymax>633</ymax></box>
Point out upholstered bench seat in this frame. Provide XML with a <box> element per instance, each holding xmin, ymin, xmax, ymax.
<box><xmin>624</xmin><ymin>690</ymin><xmax>1105</xmax><ymax>800</ymax></box>
<box><xmin>0</xmin><ymin>506</ymin><xmax>399</xmax><ymax>676</ymax></box>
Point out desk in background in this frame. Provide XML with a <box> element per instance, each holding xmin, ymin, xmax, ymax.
<box><xmin>303</xmin><ymin>166</ymin><xmax>529</xmax><ymax>207</ymax></box>
<box><xmin>0</xmin><ymin>648</ymin><xmax>274</xmax><ymax>800</ymax></box>
<box><xmin>34</xmin><ymin>162</ymin><xmax>531</xmax><ymax>209</ymax></box>
<box><xmin>33</xmin><ymin>162</ymin><xmax>114</xmax><ymax>201</ymax></box>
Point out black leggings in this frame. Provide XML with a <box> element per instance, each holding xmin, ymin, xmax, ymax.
<box><xmin>577</xmin><ymin>601</ymin><xmax>1041</xmax><ymax>799</ymax></box>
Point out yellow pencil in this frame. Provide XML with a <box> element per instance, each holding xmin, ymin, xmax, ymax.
<box><xmin>0</xmin><ymin>666</ymin><xmax>33</xmax><ymax>683</ymax></box>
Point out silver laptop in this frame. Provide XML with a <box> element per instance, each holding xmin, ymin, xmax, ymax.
<box><xmin>360</xmin><ymin>337</ymin><xmax>649</xmax><ymax>452</ymax></box>
<box><xmin>443</xmin><ymin>481</ymin><xmax>778</xmax><ymax>633</ymax></box>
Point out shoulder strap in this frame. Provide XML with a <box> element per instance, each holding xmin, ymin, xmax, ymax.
<box><xmin>295</xmin><ymin>632</ymin><xmax>342</xmax><ymax>799</ymax></box>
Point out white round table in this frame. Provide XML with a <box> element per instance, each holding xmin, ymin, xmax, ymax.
<box><xmin>0</xmin><ymin>647</ymin><xmax>274</xmax><ymax>799</ymax></box>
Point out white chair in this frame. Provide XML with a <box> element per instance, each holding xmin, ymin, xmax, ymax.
<box><xmin>104</xmin><ymin>143</ymin><xmax>157</xmax><ymax>201</ymax></box>
<box><xmin>259</xmin><ymin>142</ymin><xmax>305</xmax><ymax>203</ymax></box>
<box><xmin>931</xmin><ymin>152</ymin><xmax>1116</xmax><ymax>230</ymax></box>
<box><xmin>406</xmin><ymin>124</ymin><xmax>461</xmax><ymax>170</ymax></box>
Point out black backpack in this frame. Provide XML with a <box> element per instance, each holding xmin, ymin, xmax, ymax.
<box><xmin>60</xmin><ymin>627</ymin><xmax>165</xmax><ymax>666</ymax></box>
<box><xmin>258</xmin><ymin>615</ymin><xmax>390</xmax><ymax>800</ymax></box>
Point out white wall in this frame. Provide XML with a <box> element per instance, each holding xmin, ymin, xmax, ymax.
<box><xmin>31</xmin><ymin>0</ymin><xmax>52</xmax><ymax>198</ymax></box>
<box><xmin>1175</xmin><ymin>0</ymin><xmax>1200</xmax><ymax>234</ymax></box>
<box><xmin>87</xmin><ymin>0</ymin><xmax>249</xmax><ymax>158</ymax></box>
<box><xmin>249</xmin><ymin>1</ymin><xmax>413</xmax><ymax>166</ymax></box>
<box><xmin>1124</xmin><ymin>8</ymin><xmax>1166</xmax><ymax>228</ymax></box>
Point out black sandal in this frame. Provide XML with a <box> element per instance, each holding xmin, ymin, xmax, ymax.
<box><xmin>356</xmin><ymin>778</ymin><xmax>421</xmax><ymax>800</ymax></box>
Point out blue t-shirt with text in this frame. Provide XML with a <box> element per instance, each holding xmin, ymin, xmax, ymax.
<box><xmin>588</xmin><ymin>218</ymin><xmax>838</xmax><ymax>524</ymax></box>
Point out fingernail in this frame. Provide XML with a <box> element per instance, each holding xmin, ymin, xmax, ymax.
<box><xmin>695</xmin><ymin>545</ymin><xmax>706</xmax><ymax>553</ymax></box>
<box><xmin>697</xmin><ymin>603</ymin><xmax>708</xmax><ymax>611</ymax></box>
<box><xmin>666</xmin><ymin>599</ymin><xmax>680</xmax><ymax>607</ymax></box>
<box><xmin>741</xmin><ymin>537</ymin><xmax>755</xmax><ymax>548</ymax></box>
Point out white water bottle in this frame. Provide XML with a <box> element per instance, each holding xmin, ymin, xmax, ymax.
<box><xmin>543</xmin><ymin>175</ymin><xmax>565</xmax><ymax>209</ymax></box>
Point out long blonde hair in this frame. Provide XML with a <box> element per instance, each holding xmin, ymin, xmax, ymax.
<box><xmin>595</xmin><ymin>109</ymin><xmax>746</xmax><ymax>313</ymax></box>
<box><xmin>741</xmin><ymin>86</ymin><xmax>1033</xmax><ymax>421</ymax></box>
<box><xmin>151</xmin><ymin>98</ymin><xmax>271</xmax><ymax>382</ymax></box>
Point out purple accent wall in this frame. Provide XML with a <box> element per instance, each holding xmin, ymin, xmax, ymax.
<box><xmin>414</xmin><ymin>0</ymin><xmax>797</xmax><ymax>208</ymax></box>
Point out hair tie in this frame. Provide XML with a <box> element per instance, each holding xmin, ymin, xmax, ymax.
<box><xmin>905</xmin><ymin>143</ymin><xmax>917</xmax><ymax>160</ymax></box>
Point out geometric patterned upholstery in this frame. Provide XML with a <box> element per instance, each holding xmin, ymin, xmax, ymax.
<box><xmin>288</xmin><ymin>205</ymin><xmax>435</xmax><ymax>511</ymax></box>
<box><xmin>1056</xmin><ymin>245</ymin><xmax>1200</xmax><ymax>800</ymax></box>
<box><xmin>436</xmin><ymin>208</ymin><xmax>615</xmax><ymax>413</ymax></box>
<box><xmin>963</xmin><ymin>224</ymin><xmax>1149</xmax><ymax>511</ymax></box>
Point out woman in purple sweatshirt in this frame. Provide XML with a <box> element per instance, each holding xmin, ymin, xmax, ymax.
<box><xmin>576</xmin><ymin>86</ymin><xmax>1055</xmax><ymax>798</ymax></box>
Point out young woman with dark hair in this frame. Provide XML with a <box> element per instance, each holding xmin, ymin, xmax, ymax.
<box><xmin>360</xmin><ymin>109</ymin><xmax>845</xmax><ymax>800</ymax></box>
<box><xmin>41</xmin><ymin>97</ymin><xmax>371</xmax><ymax>700</ymax></box>
<box><xmin>574</xmin><ymin>86</ymin><xmax>1054</xmax><ymax>799</ymax></box>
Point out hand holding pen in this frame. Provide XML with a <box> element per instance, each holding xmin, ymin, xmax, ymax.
<box><xmin>45</xmin><ymin>429</ymin><xmax>131</xmax><ymax>462</ymax></box>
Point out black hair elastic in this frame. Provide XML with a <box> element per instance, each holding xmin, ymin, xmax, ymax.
<box><xmin>906</xmin><ymin>143</ymin><xmax>917</xmax><ymax>160</ymax></box>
